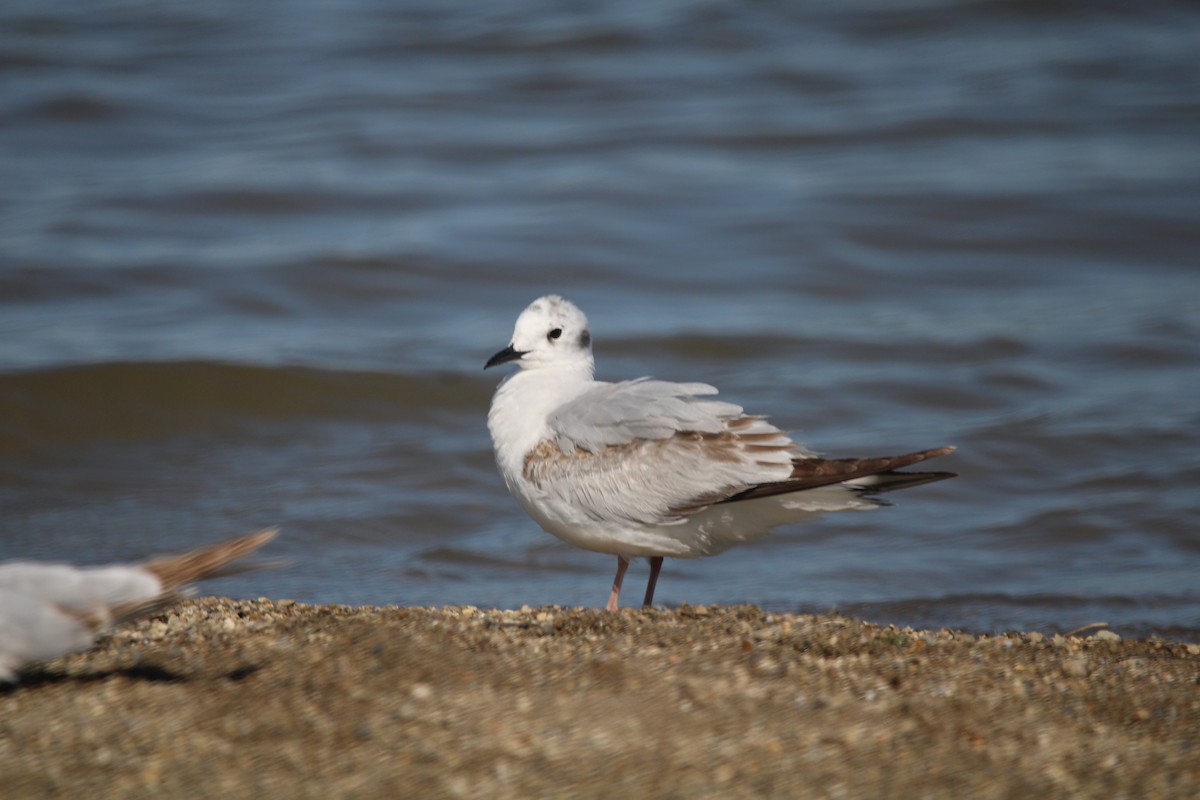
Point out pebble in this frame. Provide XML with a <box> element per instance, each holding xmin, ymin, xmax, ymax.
<box><xmin>1062</xmin><ymin>657</ymin><xmax>1090</xmax><ymax>678</ymax></box>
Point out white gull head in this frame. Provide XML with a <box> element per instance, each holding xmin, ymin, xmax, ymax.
<box><xmin>484</xmin><ymin>295</ymin><xmax>593</xmax><ymax>375</ymax></box>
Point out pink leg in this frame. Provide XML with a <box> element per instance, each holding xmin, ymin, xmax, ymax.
<box><xmin>606</xmin><ymin>555</ymin><xmax>630</xmax><ymax>611</ymax></box>
<box><xmin>643</xmin><ymin>556</ymin><xmax>664</xmax><ymax>608</ymax></box>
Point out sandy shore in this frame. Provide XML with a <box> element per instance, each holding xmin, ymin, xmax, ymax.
<box><xmin>2</xmin><ymin>599</ymin><xmax>1197</xmax><ymax>799</ymax></box>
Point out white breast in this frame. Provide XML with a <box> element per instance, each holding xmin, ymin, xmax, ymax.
<box><xmin>487</xmin><ymin>368</ymin><xmax>595</xmax><ymax>485</ymax></box>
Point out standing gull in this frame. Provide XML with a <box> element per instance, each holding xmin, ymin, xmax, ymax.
<box><xmin>0</xmin><ymin>528</ymin><xmax>277</xmax><ymax>682</ymax></box>
<box><xmin>486</xmin><ymin>295</ymin><xmax>955</xmax><ymax>611</ymax></box>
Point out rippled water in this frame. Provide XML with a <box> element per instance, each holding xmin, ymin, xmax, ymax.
<box><xmin>2</xmin><ymin>1</ymin><xmax>1198</xmax><ymax>640</ymax></box>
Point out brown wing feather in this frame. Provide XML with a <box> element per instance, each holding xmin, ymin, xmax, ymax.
<box><xmin>139</xmin><ymin>527</ymin><xmax>279</xmax><ymax>592</ymax></box>
<box><xmin>718</xmin><ymin>446</ymin><xmax>957</xmax><ymax>505</ymax></box>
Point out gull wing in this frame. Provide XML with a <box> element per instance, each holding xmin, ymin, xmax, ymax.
<box><xmin>719</xmin><ymin>446</ymin><xmax>958</xmax><ymax>504</ymax></box>
<box><xmin>548</xmin><ymin>378</ymin><xmax>745</xmax><ymax>452</ymax></box>
<box><xmin>532</xmin><ymin>379</ymin><xmax>796</xmax><ymax>526</ymax></box>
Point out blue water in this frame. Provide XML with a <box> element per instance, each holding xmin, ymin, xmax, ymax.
<box><xmin>2</xmin><ymin>0</ymin><xmax>1198</xmax><ymax>640</ymax></box>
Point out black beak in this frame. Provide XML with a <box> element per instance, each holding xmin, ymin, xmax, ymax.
<box><xmin>484</xmin><ymin>344</ymin><xmax>526</xmax><ymax>369</ymax></box>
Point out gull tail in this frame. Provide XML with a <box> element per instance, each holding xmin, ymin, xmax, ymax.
<box><xmin>724</xmin><ymin>446</ymin><xmax>956</xmax><ymax>504</ymax></box>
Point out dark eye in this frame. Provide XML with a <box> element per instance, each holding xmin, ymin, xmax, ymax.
<box><xmin>548</xmin><ymin>328</ymin><xmax>562</xmax><ymax>341</ymax></box>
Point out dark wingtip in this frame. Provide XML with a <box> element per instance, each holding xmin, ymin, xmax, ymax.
<box><xmin>860</xmin><ymin>469</ymin><xmax>958</xmax><ymax>494</ymax></box>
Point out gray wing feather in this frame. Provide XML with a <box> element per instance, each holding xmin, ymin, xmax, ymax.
<box><xmin>533</xmin><ymin>379</ymin><xmax>796</xmax><ymax>526</ymax></box>
<box><xmin>549</xmin><ymin>378</ymin><xmax>744</xmax><ymax>453</ymax></box>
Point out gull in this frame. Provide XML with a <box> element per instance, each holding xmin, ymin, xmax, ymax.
<box><xmin>0</xmin><ymin>528</ymin><xmax>277</xmax><ymax>682</ymax></box>
<box><xmin>485</xmin><ymin>295</ymin><xmax>955</xmax><ymax>611</ymax></box>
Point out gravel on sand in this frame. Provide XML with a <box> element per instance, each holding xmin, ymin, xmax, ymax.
<box><xmin>2</xmin><ymin>599</ymin><xmax>1197</xmax><ymax>798</ymax></box>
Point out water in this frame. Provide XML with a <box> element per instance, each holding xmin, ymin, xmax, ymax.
<box><xmin>2</xmin><ymin>0</ymin><xmax>1198</xmax><ymax>641</ymax></box>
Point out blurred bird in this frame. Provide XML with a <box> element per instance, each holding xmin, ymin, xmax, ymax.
<box><xmin>0</xmin><ymin>528</ymin><xmax>278</xmax><ymax>682</ymax></box>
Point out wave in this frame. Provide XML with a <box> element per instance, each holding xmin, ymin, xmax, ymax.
<box><xmin>0</xmin><ymin>360</ymin><xmax>491</xmax><ymax>448</ymax></box>
<box><xmin>824</xmin><ymin>592</ymin><xmax>1200</xmax><ymax>642</ymax></box>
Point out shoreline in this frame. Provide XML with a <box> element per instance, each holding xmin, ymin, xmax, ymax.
<box><xmin>3</xmin><ymin>598</ymin><xmax>1197</xmax><ymax>798</ymax></box>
